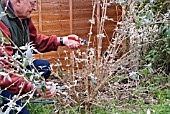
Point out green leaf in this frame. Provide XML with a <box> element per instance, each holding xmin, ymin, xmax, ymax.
<box><xmin>0</xmin><ymin>37</ymin><xmax>10</xmax><ymax>44</ymax></box>
<box><xmin>42</xmin><ymin>86</ymin><xmax>46</xmax><ymax>94</ymax></box>
<box><xmin>34</xmin><ymin>77</ymin><xmax>40</xmax><ymax>81</ymax></box>
<box><xmin>58</xmin><ymin>72</ymin><xmax>62</xmax><ymax>78</ymax></box>
<box><xmin>25</xmin><ymin>72</ymin><xmax>33</xmax><ymax>77</ymax></box>
<box><xmin>124</xmin><ymin>1</ymin><xmax>128</xmax><ymax>5</ymax></box>
<box><xmin>135</xmin><ymin>22</ymin><xmax>140</xmax><ymax>29</ymax></box>
<box><xmin>141</xmin><ymin>68</ymin><xmax>149</xmax><ymax>76</ymax></box>
<box><xmin>138</xmin><ymin>3</ymin><xmax>145</xmax><ymax>10</ymax></box>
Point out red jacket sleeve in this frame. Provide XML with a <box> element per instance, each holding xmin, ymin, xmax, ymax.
<box><xmin>0</xmin><ymin>21</ymin><xmax>33</xmax><ymax>94</ymax></box>
<box><xmin>0</xmin><ymin>72</ymin><xmax>32</xmax><ymax>94</ymax></box>
<box><xmin>29</xmin><ymin>19</ymin><xmax>59</xmax><ymax>52</ymax></box>
<box><xmin>0</xmin><ymin>57</ymin><xmax>33</xmax><ymax>94</ymax></box>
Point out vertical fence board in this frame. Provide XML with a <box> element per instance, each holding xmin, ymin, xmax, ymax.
<box><xmin>69</xmin><ymin>0</ymin><xmax>73</xmax><ymax>34</ymax></box>
<box><xmin>38</xmin><ymin>0</ymin><xmax>42</xmax><ymax>32</ymax></box>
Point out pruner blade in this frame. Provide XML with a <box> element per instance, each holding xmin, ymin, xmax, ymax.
<box><xmin>68</xmin><ymin>36</ymin><xmax>91</xmax><ymax>46</ymax></box>
<box><xmin>80</xmin><ymin>38</ymin><xmax>90</xmax><ymax>46</ymax></box>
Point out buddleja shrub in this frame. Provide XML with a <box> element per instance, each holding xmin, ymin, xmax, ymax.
<box><xmin>0</xmin><ymin>0</ymin><xmax>169</xmax><ymax>113</ymax></box>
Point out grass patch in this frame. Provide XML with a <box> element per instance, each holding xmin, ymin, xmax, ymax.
<box><xmin>27</xmin><ymin>74</ymin><xmax>170</xmax><ymax>114</ymax></box>
<box><xmin>27</xmin><ymin>88</ymin><xmax>170</xmax><ymax>114</ymax></box>
<box><xmin>27</xmin><ymin>103</ymin><xmax>54</xmax><ymax>114</ymax></box>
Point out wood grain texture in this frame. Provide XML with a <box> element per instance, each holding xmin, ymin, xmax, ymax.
<box><xmin>31</xmin><ymin>0</ymin><xmax>122</xmax><ymax>69</ymax></box>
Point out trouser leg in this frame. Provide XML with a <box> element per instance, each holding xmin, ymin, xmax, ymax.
<box><xmin>27</xmin><ymin>59</ymin><xmax>52</xmax><ymax>79</ymax></box>
<box><xmin>0</xmin><ymin>90</ymin><xmax>30</xmax><ymax>114</ymax></box>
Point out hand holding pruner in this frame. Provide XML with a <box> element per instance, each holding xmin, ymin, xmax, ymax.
<box><xmin>68</xmin><ymin>36</ymin><xmax>91</xmax><ymax>46</ymax></box>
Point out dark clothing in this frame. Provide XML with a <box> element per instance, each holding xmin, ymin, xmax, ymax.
<box><xmin>27</xmin><ymin>60</ymin><xmax>52</xmax><ymax>79</ymax></box>
<box><xmin>0</xmin><ymin>90</ymin><xmax>30</xmax><ymax>114</ymax></box>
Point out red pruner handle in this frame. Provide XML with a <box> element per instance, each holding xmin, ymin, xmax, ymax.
<box><xmin>68</xmin><ymin>36</ymin><xmax>80</xmax><ymax>41</ymax></box>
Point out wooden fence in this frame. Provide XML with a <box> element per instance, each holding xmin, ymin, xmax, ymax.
<box><xmin>31</xmin><ymin>0</ymin><xmax>122</xmax><ymax>69</ymax></box>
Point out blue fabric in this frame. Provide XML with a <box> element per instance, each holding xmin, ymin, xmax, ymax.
<box><xmin>0</xmin><ymin>59</ymin><xmax>51</xmax><ymax>113</ymax></box>
<box><xmin>27</xmin><ymin>59</ymin><xmax>51</xmax><ymax>79</ymax></box>
<box><xmin>0</xmin><ymin>90</ymin><xmax>30</xmax><ymax>114</ymax></box>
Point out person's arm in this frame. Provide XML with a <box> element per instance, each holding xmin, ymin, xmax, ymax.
<box><xmin>0</xmin><ymin>73</ymin><xmax>33</xmax><ymax>94</ymax></box>
<box><xmin>29</xmin><ymin>20</ymin><xmax>82</xmax><ymax>53</ymax></box>
<box><xmin>0</xmin><ymin>47</ymin><xmax>32</xmax><ymax>94</ymax></box>
<box><xmin>29</xmin><ymin>20</ymin><xmax>58</xmax><ymax>52</ymax></box>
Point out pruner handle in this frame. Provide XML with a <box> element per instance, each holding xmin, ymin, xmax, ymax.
<box><xmin>68</xmin><ymin>36</ymin><xmax>90</xmax><ymax>45</ymax></box>
<box><xmin>68</xmin><ymin>36</ymin><xmax>79</xmax><ymax>41</ymax></box>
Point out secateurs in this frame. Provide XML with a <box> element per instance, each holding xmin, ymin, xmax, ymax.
<box><xmin>68</xmin><ymin>36</ymin><xmax>90</xmax><ymax>46</ymax></box>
